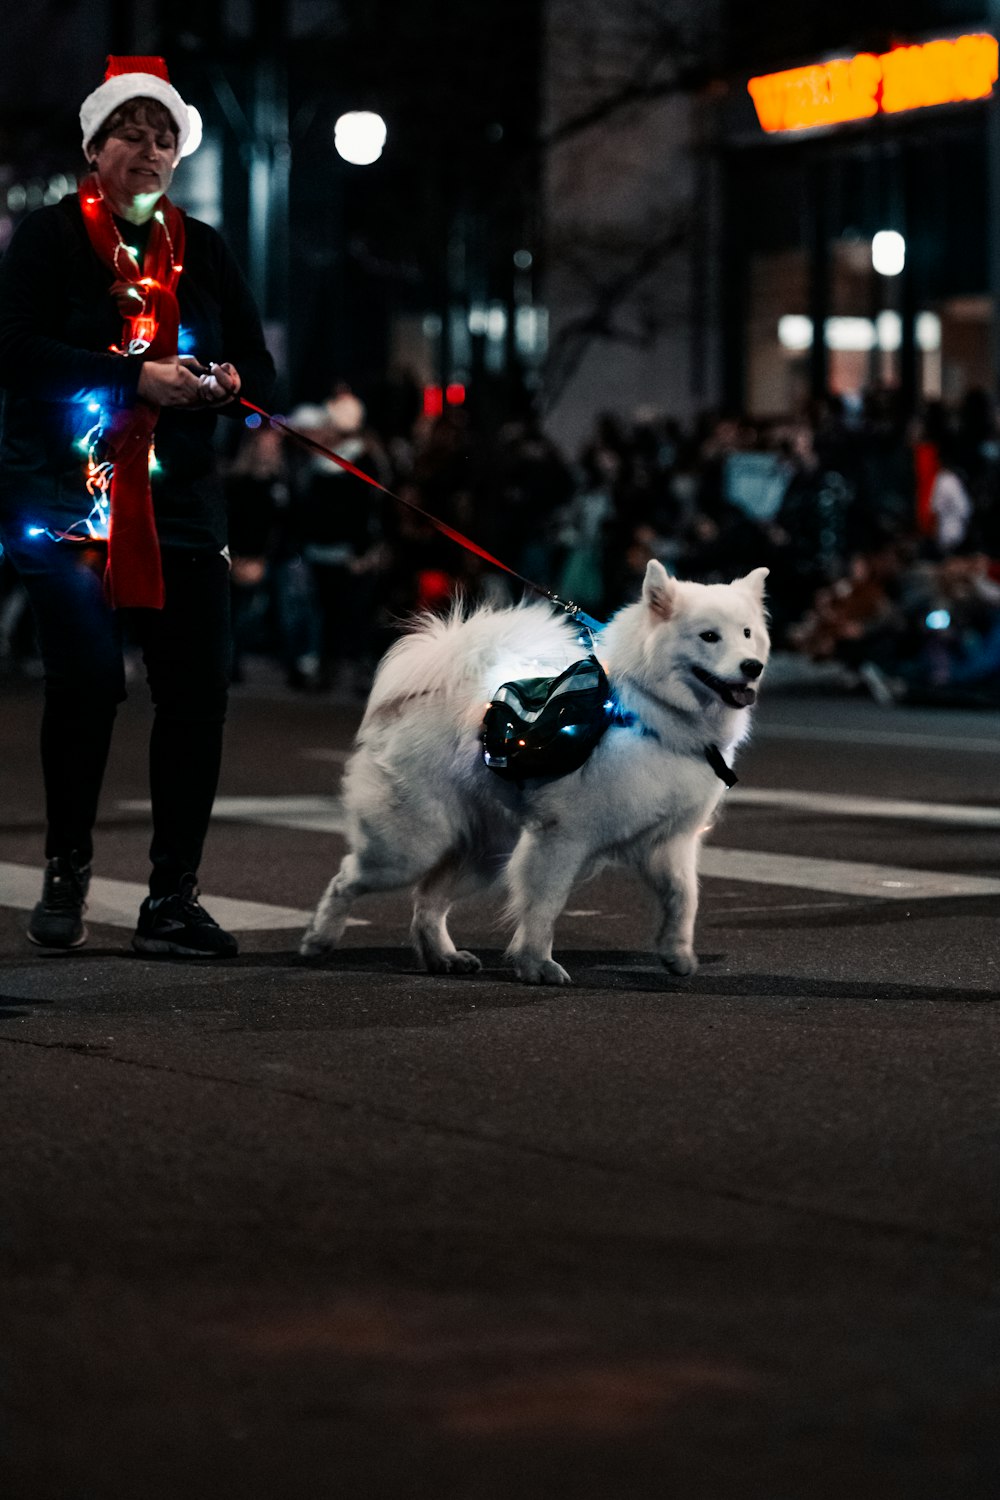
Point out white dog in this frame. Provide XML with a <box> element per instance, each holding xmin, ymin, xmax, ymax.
<box><xmin>301</xmin><ymin>561</ymin><xmax>769</xmax><ymax>984</ymax></box>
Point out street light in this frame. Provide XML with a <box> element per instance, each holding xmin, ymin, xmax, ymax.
<box><xmin>872</xmin><ymin>230</ymin><xmax>906</xmax><ymax>276</ymax></box>
<box><xmin>334</xmin><ymin>111</ymin><xmax>387</xmax><ymax>165</ymax></box>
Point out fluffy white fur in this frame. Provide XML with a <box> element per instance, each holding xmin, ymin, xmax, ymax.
<box><xmin>301</xmin><ymin>560</ymin><xmax>770</xmax><ymax>985</ymax></box>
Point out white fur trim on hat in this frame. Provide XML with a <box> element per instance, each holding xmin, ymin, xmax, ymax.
<box><xmin>80</xmin><ymin>71</ymin><xmax>203</xmax><ymax>160</ymax></box>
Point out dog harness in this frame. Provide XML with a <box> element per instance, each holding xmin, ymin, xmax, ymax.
<box><xmin>482</xmin><ymin>655</ymin><xmax>613</xmax><ymax>783</ymax></box>
<box><xmin>482</xmin><ymin>658</ymin><xmax>738</xmax><ymax>789</ymax></box>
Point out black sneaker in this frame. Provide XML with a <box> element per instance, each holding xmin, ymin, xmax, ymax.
<box><xmin>132</xmin><ymin>874</ymin><xmax>239</xmax><ymax>958</ymax></box>
<box><xmin>27</xmin><ymin>855</ymin><xmax>91</xmax><ymax>949</ymax></box>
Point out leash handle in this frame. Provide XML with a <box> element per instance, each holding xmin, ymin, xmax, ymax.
<box><xmin>239</xmin><ymin>399</ymin><xmax>601</xmax><ymax>631</ymax></box>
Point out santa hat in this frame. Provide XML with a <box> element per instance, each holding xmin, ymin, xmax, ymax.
<box><xmin>80</xmin><ymin>56</ymin><xmax>203</xmax><ymax>161</ymax></box>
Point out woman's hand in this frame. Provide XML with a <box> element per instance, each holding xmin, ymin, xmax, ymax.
<box><xmin>204</xmin><ymin>361</ymin><xmax>241</xmax><ymax>403</ymax></box>
<box><xmin>139</xmin><ymin>356</ymin><xmax>243</xmax><ymax>410</ymax></box>
<box><xmin>178</xmin><ymin>356</ymin><xmax>242</xmax><ymax>406</ymax></box>
<box><xmin>137</xmin><ymin>356</ymin><xmax>203</xmax><ymax>407</ymax></box>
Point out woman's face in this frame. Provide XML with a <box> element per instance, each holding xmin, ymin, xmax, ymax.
<box><xmin>91</xmin><ymin>108</ymin><xmax>177</xmax><ymax>217</ymax></box>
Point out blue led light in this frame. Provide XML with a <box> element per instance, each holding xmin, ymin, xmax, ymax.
<box><xmin>26</xmin><ymin>525</ymin><xmax>45</xmax><ymax>537</ymax></box>
<box><xmin>244</xmin><ymin>413</ymin><xmax>262</xmax><ymax>429</ymax></box>
<box><xmin>926</xmin><ymin>609</ymin><xmax>951</xmax><ymax>630</ymax></box>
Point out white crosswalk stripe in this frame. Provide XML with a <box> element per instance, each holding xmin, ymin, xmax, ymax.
<box><xmin>699</xmin><ymin>848</ymin><xmax>1000</xmax><ymax>900</ymax></box>
<box><xmin>123</xmin><ymin>796</ymin><xmax>1000</xmax><ymax>901</ymax></box>
<box><xmin>4</xmin><ymin>780</ymin><xmax>994</xmax><ymax>937</ymax></box>
<box><xmin>0</xmin><ymin>862</ymin><xmax>315</xmax><ymax>931</ymax></box>
<box><xmin>0</xmin><ymin>861</ymin><xmax>372</xmax><ymax>933</ymax></box>
<box><xmin>120</xmin><ymin>796</ymin><xmax>347</xmax><ymax>833</ymax></box>
<box><xmin>755</xmin><ymin>721</ymin><xmax>1000</xmax><ymax>753</ymax></box>
<box><xmin>727</xmin><ymin>787</ymin><xmax>1000</xmax><ymax>827</ymax></box>
<box><xmin>137</xmin><ymin>788</ymin><xmax>1000</xmax><ymax>836</ymax></box>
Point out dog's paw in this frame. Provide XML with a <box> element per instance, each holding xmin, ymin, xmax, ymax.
<box><xmin>514</xmin><ymin>957</ymin><xmax>573</xmax><ymax>986</ymax></box>
<box><xmin>299</xmin><ymin>931</ymin><xmax>335</xmax><ymax>960</ymax></box>
<box><xmin>661</xmin><ymin>949</ymin><xmax>698</xmax><ymax>977</ymax></box>
<box><xmin>425</xmin><ymin>949</ymin><xmax>482</xmax><ymax>976</ymax></box>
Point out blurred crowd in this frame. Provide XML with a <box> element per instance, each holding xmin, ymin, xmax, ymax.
<box><xmin>3</xmin><ymin>380</ymin><xmax>999</xmax><ymax>708</ymax></box>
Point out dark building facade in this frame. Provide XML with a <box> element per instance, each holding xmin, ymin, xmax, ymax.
<box><xmin>718</xmin><ymin>0</ymin><xmax>999</xmax><ymax>418</ymax></box>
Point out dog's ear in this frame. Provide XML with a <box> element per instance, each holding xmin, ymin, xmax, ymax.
<box><xmin>735</xmin><ymin>566</ymin><xmax>769</xmax><ymax>599</ymax></box>
<box><xmin>642</xmin><ymin>559</ymin><xmax>677</xmax><ymax>620</ymax></box>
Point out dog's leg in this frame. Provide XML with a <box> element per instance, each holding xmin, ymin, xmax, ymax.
<box><xmin>299</xmin><ymin>852</ymin><xmax>367</xmax><ymax>958</ymax></box>
<box><xmin>411</xmin><ymin>851</ymin><xmax>499</xmax><ymax>976</ymax></box>
<box><xmin>644</xmin><ymin>833</ymin><xmax>700</xmax><ymax>976</ymax></box>
<box><xmin>504</xmin><ymin>831</ymin><xmax>586</xmax><ymax>986</ymax></box>
<box><xmin>300</xmin><ymin>840</ymin><xmax>438</xmax><ymax>959</ymax></box>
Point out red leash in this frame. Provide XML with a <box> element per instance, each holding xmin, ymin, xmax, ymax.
<box><xmin>239</xmin><ymin>398</ymin><xmax>581</xmax><ymax>616</ymax></box>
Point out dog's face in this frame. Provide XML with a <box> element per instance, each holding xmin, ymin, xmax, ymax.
<box><xmin>638</xmin><ymin>561</ymin><xmax>770</xmax><ymax>715</ymax></box>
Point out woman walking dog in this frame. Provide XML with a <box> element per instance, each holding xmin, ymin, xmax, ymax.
<box><xmin>0</xmin><ymin>56</ymin><xmax>275</xmax><ymax>954</ymax></box>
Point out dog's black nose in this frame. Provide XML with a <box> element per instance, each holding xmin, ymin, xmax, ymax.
<box><xmin>741</xmin><ymin>658</ymin><xmax>764</xmax><ymax>680</ymax></box>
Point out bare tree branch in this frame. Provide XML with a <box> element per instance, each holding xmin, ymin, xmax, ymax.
<box><xmin>539</xmin><ymin>2</ymin><xmax>713</xmax><ymax>413</ymax></box>
<box><xmin>541</xmin><ymin>59</ymin><xmax>712</xmax><ymax>149</ymax></box>
<box><xmin>543</xmin><ymin>224</ymin><xmax>689</xmax><ymax>410</ymax></box>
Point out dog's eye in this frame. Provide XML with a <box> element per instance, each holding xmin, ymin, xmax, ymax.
<box><xmin>743</xmin><ymin>628</ymin><xmax>751</xmax><ymax>639</ymax></box>
<box><xmin>699</xmin><ymin>630</ymin><xmax>720</xmax><ymax>643</ymax></box>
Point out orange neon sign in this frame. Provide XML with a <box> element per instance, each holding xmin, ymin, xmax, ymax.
<box><xmin>748</xmin><ymin>33</ymin><xmax>999</xmax><ymax>134</ymax></box>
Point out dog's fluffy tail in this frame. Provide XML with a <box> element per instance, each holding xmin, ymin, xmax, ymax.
<box><xmin>364</xmin><ymin>601</ymin><xmax>581</xmax><ymax>720</ymax></box>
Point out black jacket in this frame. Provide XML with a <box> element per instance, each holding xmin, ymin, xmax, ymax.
<box><xmin>0</xmin><ymin>193</ymin><xmax>275</xmax><ymax>549</ymax></box>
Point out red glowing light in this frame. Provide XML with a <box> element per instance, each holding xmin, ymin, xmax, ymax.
<box><xmin>415</xmin><ymin>568</ymin><xmax>453</xmax><ymax>610</ymax></box>
<box><xmin>445</xmin><ymin>382</ymin><xmax>466</xmax><ymax>406</ymax></box>
<box><xmin>423</xmin><ymin>385</ymin><xmax>444</xmax><ymax>418</ymax></box>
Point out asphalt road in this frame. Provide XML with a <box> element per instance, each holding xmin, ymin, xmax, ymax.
<box><xmin>1</xmin><ymin>664</ymin><xmax>998</xmax><ymax>1499</ymax></box>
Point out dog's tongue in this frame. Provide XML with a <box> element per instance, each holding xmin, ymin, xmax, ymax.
<box><xmin>725</xmin><ymin>684</ymin><xmax>757</xmax><ymax>709</ymax></box>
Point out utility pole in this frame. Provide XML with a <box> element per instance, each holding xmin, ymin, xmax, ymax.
<box><xmin>807</xmin><ymin>155</ymin><xmax>830</xmax><ymax>404</ymax></box>
<box><xmin>248</xmin><ymin>0</ymin><xmax>290</xmax><ymax>392</ymax></box>
<box><xmin>988</xmin><ymin>0</ymin><xmax>1000</xmax><ymax>398</ymax></box>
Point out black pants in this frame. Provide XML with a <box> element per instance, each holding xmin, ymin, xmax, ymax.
<box><xmin>4</xmin><ymin>537</ymin><xmax>231</xmax><ymax>897</ymax></box>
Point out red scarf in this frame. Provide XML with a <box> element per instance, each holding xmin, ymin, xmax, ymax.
<box><xmin>78</xmin><ymin>173</ymin><xmax>186</xmax><ymax>609</ymax></box>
